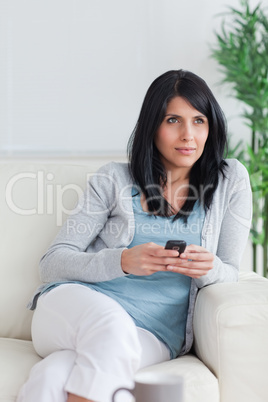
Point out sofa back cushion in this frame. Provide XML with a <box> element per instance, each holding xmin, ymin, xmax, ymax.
<box><xmin>0</xmin><ymin>163</ymin><xmax>93</xmax><ymax>340</ymax></box>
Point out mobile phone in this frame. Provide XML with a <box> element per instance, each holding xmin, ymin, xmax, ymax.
<box><xmin>165</xmin><ymin>240</ymin><xmax>186</xmax><ymax>256</ymax></box>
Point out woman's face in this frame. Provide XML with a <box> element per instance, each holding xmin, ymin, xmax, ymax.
<box><xmin>154</xmin><ymin>96</ymin><xmax>209</xmax><ymax>178</ymax></box>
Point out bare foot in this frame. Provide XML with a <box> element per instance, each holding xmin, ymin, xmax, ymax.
<box><xmin>67</xmin><ymin>393</ymin><xmax>95</xmax><ymax>402</ymax></box>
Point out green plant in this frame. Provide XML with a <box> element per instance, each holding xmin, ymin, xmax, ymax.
<box><xmin>211</xmin><ymin>0</ymin><xmax>268</xmax><ymax>276</ymax></box>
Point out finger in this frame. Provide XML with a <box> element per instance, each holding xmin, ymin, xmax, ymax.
<box><xmin>146</xmin><ymin>243</ymin><xmax>179</xmax><ymax>258</ymax></box>
<box><xmin>154</xmin><ymin>247</ymin><xmax>179</xmax><ymax>258</ymax></box>
<box><xmin>166</xmin><ymin>265</ymin><xmax>213</xmax><ymax>275</ymax></box>
<box><xmin>167</xmin><ymin>257</ymin><xmax>214</xmax><ymax>271</ymax></box>
<box><xmin>137</xmin><ymin>255</ymin><xmax>179</xmax><ymax>271</ymax></box>
<box><xmin>180</xmin><ymin>252</ymin><xmax>214</xmax><ymax>262</ymax></box>
<box><xmin>139</xmin><ymin>255</ymin><xmax>180</xmax><ymax>269</ymax></box>
<box><xmin>184</xmin><ymin>244</ymin><xmax>208</xmax><ymax>253</ymax></box>
<box><xmin>138</xmin><ymin>263</ymin><xmax>171</xmax><ymax>274</ymax></box>
<box><xmin>179</xmin><ymin>260</ymin><xmax>213</xmax><ymax>269</ymax></box>
<box><xmin>166</xmin><ymin>265</ymin><xmax>211</xmax><ymax>278</ymax></box>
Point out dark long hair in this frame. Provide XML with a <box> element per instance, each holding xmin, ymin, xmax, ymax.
<box><xmin>127</xmin><ymin>69</ymin><xmax>227</xmax><ymax>221</ymax></box>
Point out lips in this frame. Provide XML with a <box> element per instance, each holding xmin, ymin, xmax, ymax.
<box><xmin>175</xmin><ymin>147</ymin><xmax>196</xmax><ymax>155</ymax></box>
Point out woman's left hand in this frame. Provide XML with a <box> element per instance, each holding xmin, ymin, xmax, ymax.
<box><xmin>166</xmin><ymin>244</ymin><xmax>214</xmax><ymax>279</ymax></box>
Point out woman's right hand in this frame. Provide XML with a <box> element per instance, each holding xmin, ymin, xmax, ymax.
<box><xmin>121</xmin><ymin>242</ymin><xmax>180</xmax><ymax>276</ymax></box>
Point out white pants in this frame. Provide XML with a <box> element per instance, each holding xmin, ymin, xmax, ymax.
<box><xmin>17</xmin><ymin>284</ymin><xmax>170</xmax><ymax>402</ymax></box>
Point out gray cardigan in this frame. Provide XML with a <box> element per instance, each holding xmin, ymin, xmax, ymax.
<box><xmin>31</xmin><ymin>159</ymin><xmax>252</xmax><ymax>355</ymax></box>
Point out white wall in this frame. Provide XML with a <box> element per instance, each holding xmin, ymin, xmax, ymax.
<box><xmin>0</xmin><ymin>0</ymin><xmax>260</xmax><ymax>157</ymax></box>
<box><xmin>1</xmin><ymin>0</ymin><xmax>260</xmax><ymax>271</ymax></box>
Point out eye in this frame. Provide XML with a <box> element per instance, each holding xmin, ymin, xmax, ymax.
<box><xmin>167</xmin><ymin>117</ymin><xmax>178</xmax><ymax>124</ymax></box>
<box><xmin>194</xmin><ymin>118</ymin><xmax>205</xmax><ymax>124</ymax></box>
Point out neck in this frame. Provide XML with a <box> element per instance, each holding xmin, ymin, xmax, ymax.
<box><xmin>164</xmin><ymin>168</ymin><xmax>190</xmax><ymax>187</ymax></box>
<box><xmin>161</xmin><ymin>174</ymin><xmax>190</xmax><ymax>214</ymax></box>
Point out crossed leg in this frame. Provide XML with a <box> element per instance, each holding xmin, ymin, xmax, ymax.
<box><xmin>17</xmin><ymin>284</ymin><xmax>170</xmax><ymax>402</ymax></box>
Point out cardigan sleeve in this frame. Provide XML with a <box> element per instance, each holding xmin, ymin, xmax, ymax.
<box><xmin>194</xmin><ymin>160</ymin><xmax>252</xmax><ymax>288</ymax></box>
<box><xmin>39</xmin><ymin>163</ymin><xmax>130</xmax><ymax>284</ymax></box>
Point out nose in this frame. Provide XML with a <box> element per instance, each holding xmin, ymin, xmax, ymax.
<box><xmin>179</xmin><ymin>121</ymin><xmax>193</xmax><ymax>142</ymax></box>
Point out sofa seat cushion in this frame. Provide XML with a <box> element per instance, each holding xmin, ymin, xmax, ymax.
<box><xmin>136</xmin><ymin>354</ymin><xmax>219</xmax><ymax>402</ymax></box>
<box><xmin>0</xmin><ymin>338</ymin><xmax>42</xmax><ymax>402</ymax></box>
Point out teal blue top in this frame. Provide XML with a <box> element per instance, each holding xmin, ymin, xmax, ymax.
<box><xmin>40</xmin><ymin>189</ymin><xmax>205</xmax><ymax>359</ymax></box>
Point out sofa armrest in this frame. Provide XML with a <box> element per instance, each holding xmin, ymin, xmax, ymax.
<box><xmin>193</xmin><ymin>272</ymin><xmax>268</xmax><ymax>402</ymax></box>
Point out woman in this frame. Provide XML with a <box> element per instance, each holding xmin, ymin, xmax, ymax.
<box><xmin>17</xmin><ymin>69</ymin><xmax>252</xmax><ymax>402</ymax></box>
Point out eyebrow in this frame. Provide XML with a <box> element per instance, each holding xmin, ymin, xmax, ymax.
<box><xmin>165</xmin><ymin>113</ymin><xmax>207</xmax><ymax>118</ymax></box>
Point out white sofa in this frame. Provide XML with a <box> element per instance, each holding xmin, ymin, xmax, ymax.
<box><xmin>1</xmin><ymin>162</ymin><xmax>268</xmax><ymax>402</ymax></box>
